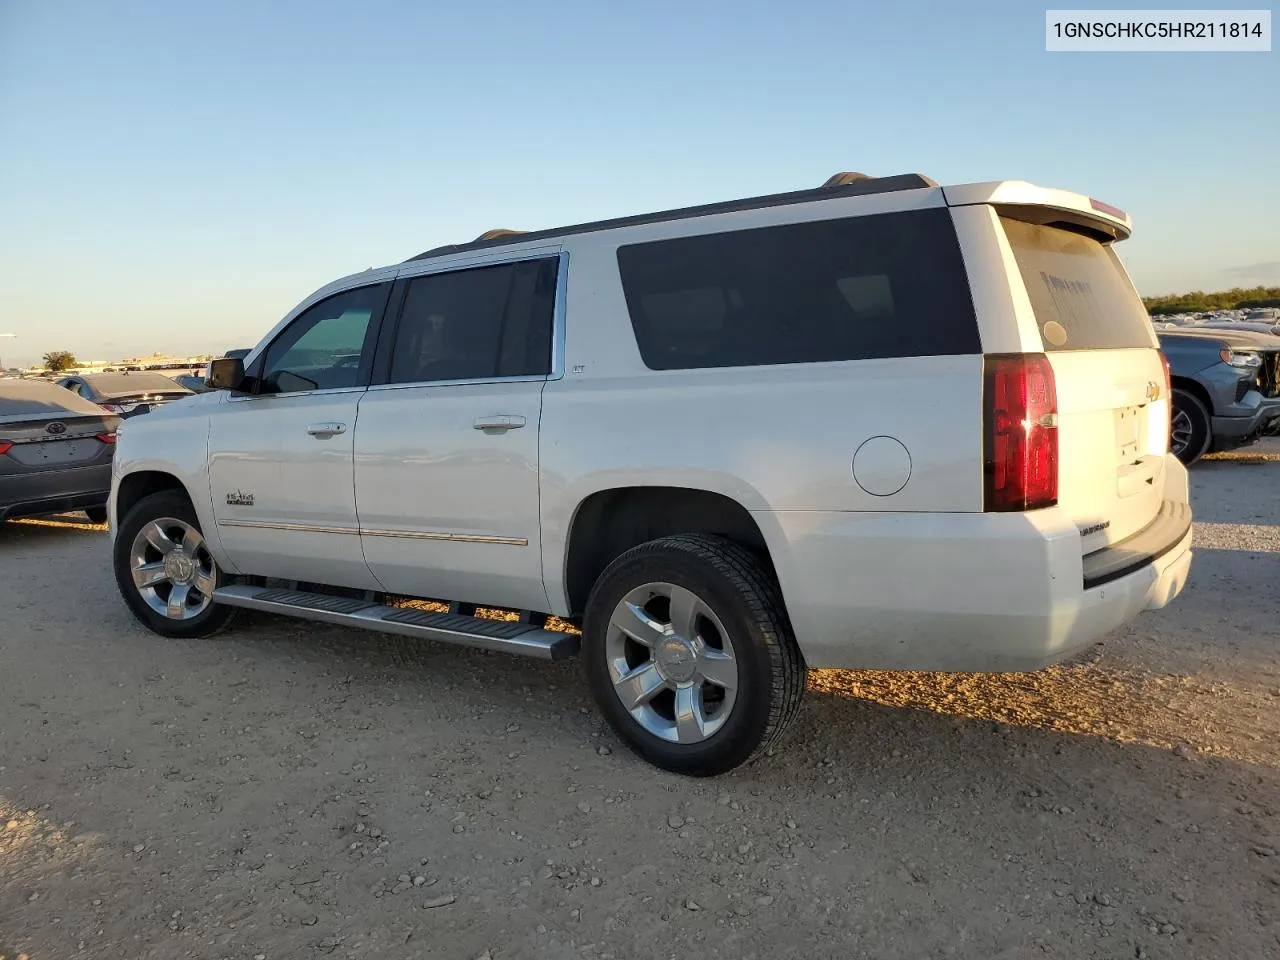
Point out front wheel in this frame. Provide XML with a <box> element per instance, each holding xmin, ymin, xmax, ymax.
<box><xmin>1171</xmin><ymin>389</ymin><xmax>1212</xmax><ymax>465</ymax></box>
<box><xmin>113</xmin><ymin>490</ymin><xmax>236</xmax><ymax>638</ymax></box>
<box><xmin>582</xmin><ymin>534</ymin><xmax>806</xmax><ymax>776</ymax></box>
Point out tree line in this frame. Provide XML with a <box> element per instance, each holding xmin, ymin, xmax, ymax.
<box><xmin>1143</xmin><ymin>286</ymin><xmax>1280</xmax><ymax>316</ymax></box>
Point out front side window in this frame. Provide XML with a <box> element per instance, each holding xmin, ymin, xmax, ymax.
<box><xmin>387</xmin><ymin>257</ymin><xmax>557</xmax><ymax>385</ymax></box>
<box><xmin>616</xmin><ymin>209</ymin><xmax>980</xmax><ymax>370</ymax></box>
<box><xmin>258</xmin><ymin>283</ymin><xmax>389</xmax><ymax>394</ymax></box>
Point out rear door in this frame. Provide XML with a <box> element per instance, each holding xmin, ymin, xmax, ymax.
<box><xmin>353</xmin><ymin>254</ymin><xmax>559</xmax><ymax>612</ymax></box>
<box><xmin>1000</xmin><ymin>215</ymin><xmax>1168</xmax><ymax>553</ymax></box>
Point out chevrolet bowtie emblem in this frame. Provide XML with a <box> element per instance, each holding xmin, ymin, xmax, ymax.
<box><xmin>1146</xmin><ymin>381</ymin><xmax>1161</xmax><ymax>402</ymax></box>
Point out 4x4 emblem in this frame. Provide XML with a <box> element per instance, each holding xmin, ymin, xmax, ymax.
<box><xmin>1145</xmin><ymin>381</ymin><xmax>1160</xmax><ymax>402</ymax></box>
<box><xmin>226</xmin><ymin>490</ymin><xmax>255</xmax><ymax>507</ymax></box>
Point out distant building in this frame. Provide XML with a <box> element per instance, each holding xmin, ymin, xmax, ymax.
<box><xmin>19</xmin><ymin>352</ymin><xmax>214</xmax><ymax>378</ymax></box>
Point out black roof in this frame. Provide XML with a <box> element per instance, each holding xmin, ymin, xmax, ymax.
<box><xmin>406</xmin><ymin>172</ymin><xmax>937</xmax><ymax>263</ymax></box>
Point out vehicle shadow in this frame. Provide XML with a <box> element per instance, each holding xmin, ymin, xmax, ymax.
<box><xmin>0</xmin><ymin>515</ymin><xmax>106</xmax><ymax>539</ymax></box>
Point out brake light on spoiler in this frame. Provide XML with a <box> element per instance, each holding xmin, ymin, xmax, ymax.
<box><xmin>1089</xmin><ymin>197</ymin><xmax>1128</xmax><ymax>222</ymax></box>
<box><xmin>983</xmin><ymin>354</ymin><xmax>1059</xmax><ymax>512</ymax></box>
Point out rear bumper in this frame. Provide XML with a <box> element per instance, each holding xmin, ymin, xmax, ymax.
<box><xmin>0</xmin><ymin>464</ymin><xmax>112</xmax><ymax>520</ymax></box>
<box><xmin>763</xmin><ymin>457</ymin><xmax>1193</xmax><ymax>673</ymax></box>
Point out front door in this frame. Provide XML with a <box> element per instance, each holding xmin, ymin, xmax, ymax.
<box><xmin>209</xmin><ymin>281</ymin><xmax>391</xmax><ymax>588</ymax></box>
<box><xmin>354</xmin><ymin>254</ymin><xmax>560</xmax><ymax>611</ymax></box>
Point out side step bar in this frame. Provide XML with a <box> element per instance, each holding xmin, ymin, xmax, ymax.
<box><xmin>211</xmin><ymin>585</ymin><xmax>580</xmax><ymax>661</ymax></box>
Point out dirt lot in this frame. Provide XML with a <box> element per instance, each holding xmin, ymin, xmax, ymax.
<box><xmin>3</xmin><ymin>447</ymin><xmax>1279</xmax><ymax>960</ymax></box>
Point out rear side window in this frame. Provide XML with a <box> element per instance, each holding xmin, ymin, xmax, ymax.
<box><xmin>387</xmin><ymin>257</ymin><xmax>557</xmax><ymax>384</ymax></box>
<box><xmin>1001</xmin><ymin>217</ymin><xmax>1154</xmax><ymax>352</ymax></box>
<box><xmin>616</xmin><ymin>209</ymin><xmax>979</xmax><ymax>370</ymax></box>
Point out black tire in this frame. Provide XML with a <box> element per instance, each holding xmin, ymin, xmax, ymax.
<box><xmin>84</xmin><ymin>506</ymin><xmax>108</xmax><ymax>525</ymax></box>
<box><xmin>582</xmin><ymin>534</ymin><xmax>806</xmax><ymax>776</ymax></box>
<box><xmin>1171</xmin><ymin>389</ymin><xmax>1212</xmax><ymax>465</ymax></box>
<box><xmin>113</xmin><ymin>489</ymin><xmax>236</xmax><ymax>638</ymax></box>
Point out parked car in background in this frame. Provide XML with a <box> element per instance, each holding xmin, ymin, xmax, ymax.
<box><xmin>173</xmin><ymin>374</ymin><xmax>211</xmax><ymax>393</ymax></box>
<box><xmin>1</xmin><ymin>379</ymin><xmax>120</xmax><ymax>523</ymax></box>
<box><xmin>1194</xmin><ymin>320</ymin><xmax>1280</xmax><ymax>337</ymax></box>
<box><xmin>56</xmin><ymin>372</ymin><xmax>193</xmax><ymax>418</ymax></box>
<box><xmin>109</xmin><ymin>171</ymin><xmax>1193</xmax><ymax>775</ymax></box>
<box><xmin>1158</xmin><ymin>329</ymin><xmax>1280</xmax><ymax>464</ymax></box>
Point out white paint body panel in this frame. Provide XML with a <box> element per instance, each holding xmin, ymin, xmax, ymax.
<box><xmin>110</xmin><ymin>177</ymin><xmax>1192</xmax><ymax>673</ymax></box>
<box><xmin>206</xmin><ymin>391</ymin><xmax>380</xmax><ymax>589</ymax></box>
<box><xmin>353</xmin><ymin>380</ymin><xmax>548</xmax><ymax>610</ymax></box>
<box><xmin>768</xmin><ymin>461</ymin><xmax>1190</xmax><ymax>671</ymax></box>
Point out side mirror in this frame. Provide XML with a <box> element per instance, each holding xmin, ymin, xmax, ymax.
<box><xmin>205</xmin><ymin>356</ymin><xmax>246</xmax><ymax>391</ymax></box>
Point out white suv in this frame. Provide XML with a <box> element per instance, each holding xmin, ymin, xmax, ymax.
<box><xmin>109</xmin><ymin>171</ymin><xmax>1193</xmax><ymax>775</ymax></box>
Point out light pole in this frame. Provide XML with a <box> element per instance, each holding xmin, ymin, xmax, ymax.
<box><xmin>0</xmin><ymin>333</ymin><xmax>14</xmax><ymax>373</ymax></box>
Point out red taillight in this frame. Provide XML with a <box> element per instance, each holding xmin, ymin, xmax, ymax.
<box><xmin>96</xmin><ymin>432</ymin><xmax>117</xmax><ymax>445</ymax></box>
<box><xmin>1159</xmin><ymin>351</ymin><xmax>1173</xmax><ymax>453</ymax></box>
<box><xmin>101</xmin><ymin>403</ymin><xmax>124</xmax><ymax>414</ymax></box>
<box><xmin>0</xmin><ymin>441</ymin><xmax>11</xmax><ymax>456</ymax></box>
<box><xmin>984</xmin><ymin>354</ymin><xmax>1059</xmax><ymax>512</ymax></box>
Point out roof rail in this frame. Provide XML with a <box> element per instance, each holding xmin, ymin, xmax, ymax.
<box><xmin>475</xmin><ymin>228</ymin><xmax>525</xmax><ymax>241</ymax></box>
<box><xmin>405</xmin><ymin>172</ymin><xmax>938</xmax><ymax>263</ymax></box>
<box><xmin>823</xmin><ymin>171</ymin><xmax>873</xmax><ymax>186</ymax></box>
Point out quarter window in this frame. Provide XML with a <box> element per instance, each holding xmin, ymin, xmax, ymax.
<box><xmin>616</xmin><ymin>209</ymin><xmax>980</xmax><ymax>370</ymax></box>
<box><xmin>386</xmin><ymin>258</ymin><xmax>557</xmax><ymax>385</ymax></box>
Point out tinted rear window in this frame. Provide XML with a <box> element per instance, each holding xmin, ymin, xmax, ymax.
<box><xmin>1001</xmin><ymin>217</ymin><xmax>1154</xmax><ymax>352</ymax></box>
<box><xmin>616</xmin><ymin>209</ymin><xmax>979</xmax><ymax>370</ymax></box>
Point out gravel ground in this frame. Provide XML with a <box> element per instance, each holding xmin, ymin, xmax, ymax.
<box><xmin>2</xmin><ymin>444</ymin><xmax>1279</xmax><ymax>960</ymax></box>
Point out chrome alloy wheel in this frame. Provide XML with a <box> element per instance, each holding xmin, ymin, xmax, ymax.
<box><xmin>1171</xmin><ymin>408</ymin><xmax>1193</xmax><ymax>457</ymax></box>
<box><xmin>604</xmin><ymin>582</ymin><xmax>739</xmax><ymax>744</ymax></box>
<box><xmin>128</xmin><ymin>517</ymin><xmax>218</xmax><ymax>621</ymax></box>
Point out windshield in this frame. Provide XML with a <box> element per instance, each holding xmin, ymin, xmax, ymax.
<box><xmin>1001</xmin><ymin>217</ymin><xmax>1155</xmax><ymax>352</ymax></box>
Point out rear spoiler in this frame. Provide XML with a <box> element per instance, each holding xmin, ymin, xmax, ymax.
<box><xmin>942</xmin><ymin>181</ymin><xmax>1132</xmax><ymax>241</ymax></box>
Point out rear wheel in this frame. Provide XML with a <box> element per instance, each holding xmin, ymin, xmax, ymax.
<box><xmin>1171</xmin><ymin>389</ymin><xmax>1212</xmax><ymax>465</ymax></box>
<box><xmin>113</xmin><ymin>490</ymin><xmax>235</xmax><ymax>638</ymax></box>
<box><xmin>582</xmin><ymin>534</ymin><xmax>806</xmax><ymax>776</ymax></box>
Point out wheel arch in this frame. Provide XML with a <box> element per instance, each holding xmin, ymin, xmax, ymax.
<box><xmin>114</xmin><ymin>470</ymin><xmax>191</xmax><ymax>527</ymax></box>
<box><xmin>1171</xmin><ymin>376</ymin><xmax>1214</xmax><ymax>415</ymax></box>
<box><xmin>559</xmin><ymin>485</ymin><xmax>785</xmax><ymax>618</ymax></box>
<box><xmin>113</xmin><ymin>467</ymin><xmax>239</xmax><ymax>573</ymax></box>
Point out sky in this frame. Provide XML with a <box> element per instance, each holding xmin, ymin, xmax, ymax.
<box><xmin>0</xmin><ymin>0</ymin><xmax>1276</xmax><ymax>368</ymax></box>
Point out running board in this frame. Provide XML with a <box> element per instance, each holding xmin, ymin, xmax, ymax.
<box><xmin>211</xmin><ymin>585</ymin><xmax>579</xmax><ymax>660</ymax></box>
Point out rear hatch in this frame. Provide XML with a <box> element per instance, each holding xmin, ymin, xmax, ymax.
<box><xmin>1000</xmin><ymin>215</ymin><xmax>1168</xmax><ymax>555</ymax></box>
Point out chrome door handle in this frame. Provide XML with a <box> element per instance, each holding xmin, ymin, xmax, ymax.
<box><xmin>473</xmin><ymin>415</ymin><xmax>527</xmax><ymax>432</ymax></box>
<box><xmin>307</xmin><ymin>421</ymin><xmax>347</xmax><ymax>437</ymax></box>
